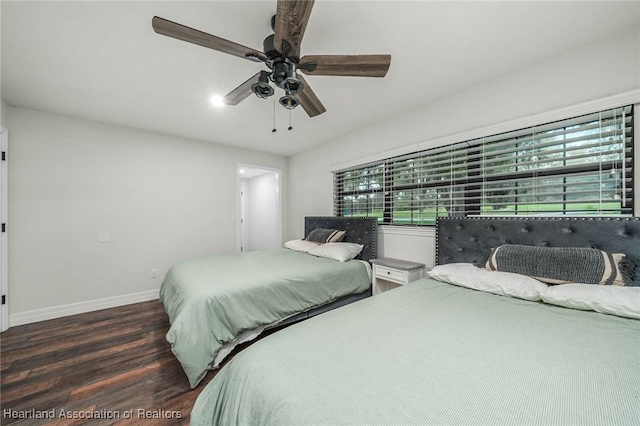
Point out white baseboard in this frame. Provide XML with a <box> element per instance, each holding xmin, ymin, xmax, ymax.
<box><xmin>9</xmin><ymin>289</ymin><xmax>160</xmax><ymax>327</ymax></box>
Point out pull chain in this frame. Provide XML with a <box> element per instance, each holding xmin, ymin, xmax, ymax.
<box><xmin>272</xmin><ymin>83</ymin><xmax>277</xmax><ymax>133</ymax></box>
<box><xmin>288</xmin><ymin>108</ymin><xmax>293</xmax><ymax>131</ymax></box>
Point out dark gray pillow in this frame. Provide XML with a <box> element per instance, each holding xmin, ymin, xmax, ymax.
<box><xmin>306</xmin><ymin>228</ymin><xmax>346</xmax><ymax>244</ymax></box>
<box><xmin>486</xmin><ymin>244</ymin><xmax>635</xmax><ymax>286</ymax></box>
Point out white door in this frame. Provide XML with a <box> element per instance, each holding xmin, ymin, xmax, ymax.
<box><xmin>0</xmin><ymin>127</ymin><xmax>8</xmax><ymax>332</ymax></box>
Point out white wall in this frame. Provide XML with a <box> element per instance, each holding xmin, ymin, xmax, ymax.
<box><xmin>0</xmin><ymin>2</ymin><xmax>3</xmax><ymax>127</ymax></box>
<box><xmin>289</xmin><ymin>27</ymin><xmax>640</xmax><ymax>268</ymax></box>
<box><xmin>245</xmin><ymin>172</ymin><xmax>281</xmax><ymax>251</ymax></box>
<box><xmin>1</xmin><ymin>101</ymin><xmax>7</xmax><ymax>128</ymax></box>
<box><xmin>6</xmin><ymin>106</ymin><xmax>288</xmax><ymax>323</ymax></box>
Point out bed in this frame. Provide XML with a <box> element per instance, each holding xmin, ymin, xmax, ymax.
<box><xmin>191</xmin><ymin>217</ymin><xmax>640</xmax><ymax>425</ymax></box>
<box><xmin>160</xmin><ymin>216</ymin><xmax>377</xmax><ymax>388</ymax></box>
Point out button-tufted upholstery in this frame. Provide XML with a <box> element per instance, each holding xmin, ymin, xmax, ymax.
<box><xmin>304</xmin><ymin>216</ymin><xmax>378</xmax><ymax>261</ymax></box>
<box><xmin>436</xmin><ymin>217</ymin><xmax>640</xmax><ymax>286</ymax></box>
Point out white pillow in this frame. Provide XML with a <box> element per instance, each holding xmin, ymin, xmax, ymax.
<box><xmin>284</xmin><ymin>239</ymin><xmax>320</xmax><ymax>253</ymax></box>
<box><xmin>541</xmin><ymin>284</ymin><xmax>640</xmax><ymax>320</ymax></box>
<box><xmin>427</xmin><ymin>263</ymin><xmax>548</xmax><ymax>301</ymax></box>
<box><xmin>307</xmin><ymin>242</ymin><xmax>364</xmax><ymax>262</ymax></box>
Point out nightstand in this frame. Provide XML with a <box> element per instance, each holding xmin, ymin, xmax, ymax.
<box><xmin>370</xmin><ymin>258</ymin><xmax>426</xmax><ymax>295</ymax></box>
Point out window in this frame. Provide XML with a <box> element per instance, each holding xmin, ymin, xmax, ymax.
<box><xmin>334</xmin><ymin>105</ymin><xmax>634</xmax><ymax>225</ymax></box>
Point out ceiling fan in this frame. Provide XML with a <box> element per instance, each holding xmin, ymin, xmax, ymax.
<box><xmin>152</xmin><ymin>0</ymin><xmax>391</xmax><ymax>118</ymax></box>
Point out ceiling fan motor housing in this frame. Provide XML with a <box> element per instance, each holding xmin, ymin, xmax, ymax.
<box><xmin>263</xmin><ymin>34</ymin><xmax>280</xmax><ymax>60</ymax></box>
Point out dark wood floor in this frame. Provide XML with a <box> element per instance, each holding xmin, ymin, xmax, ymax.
<box><xmin>0</xmin><ymin>300</ymin><xmax>245</xmax><ymax>425</ymax></box>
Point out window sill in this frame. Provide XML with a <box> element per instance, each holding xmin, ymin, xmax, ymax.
<box><xmin>379</xmin><ymin>225</ymin><xmax>435</xmax><ymax>237</ymax></box>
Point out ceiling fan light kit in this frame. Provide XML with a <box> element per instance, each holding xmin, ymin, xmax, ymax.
<box><xmin>251</xmin><ymin>71</ymin><xmax>274</xmax><ymax>99</ymax></box>
<box><xmin>279</xmin><ymin>94</ymin><xmax>300</xmax><ymax>110</ymax></box>
<box><xmin>151</xmin><ymin>0</ymin><xmax>391</xmax><ymax>118</ymax></box>
<box><xmin>282</xmin><ymin>69</ymin><xmax>303</xmax><ymax>94</ymax></box>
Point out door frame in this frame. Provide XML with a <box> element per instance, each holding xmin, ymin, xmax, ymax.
<box><xmin>236</xmin><ymin>163</ymin><xmax>282</xmax><ymax>253</ymax></box>
<box><xmin>1</xmin><ymin>126</ymin><xmax>8</xmax><ymax>332</ymax></box>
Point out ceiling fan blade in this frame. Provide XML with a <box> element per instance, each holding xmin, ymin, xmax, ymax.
<box><xmin>224</xmin><ymin>72</ymin><xmax>262</xmax><ymax>106</ymax></box>
<box><xmin>273</xmin><ymin>0</ymin><xmax>314</xmax><ymax>58</ymax></box>
<box><xmin>296</xmin><ymin>74</ymin><xmax>326</xmax><ymax>117</ymax></box>
<box><xmin>152</xmin><ymin>16</ymin><xmax>267</xmax><ymax>62</ymax></box>
<box><xmin>299</xmin><ymin>54</ymin><xmax>391</xmax><ymax>77</ymax></box>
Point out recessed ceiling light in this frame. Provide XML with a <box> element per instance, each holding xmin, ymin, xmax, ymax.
<box><xmin>239</xmin><ymin>168</ymin><xmax>245</xmax><ymax>174</ymax></box>
<box><xmin>210</xmin><ymin>95</ymin><xmax>226</xmax><ymax>108</ymax></box>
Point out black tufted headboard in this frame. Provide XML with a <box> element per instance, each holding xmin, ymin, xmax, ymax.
<box><xmin>304</xmin><ymin>216</ymin><xmax>378</xmax><ymax>261</ymax></box>
<box><xmin>436</xmin><ymin>217</ymin><xmax>640</xmax><ymax>286</ymax></box>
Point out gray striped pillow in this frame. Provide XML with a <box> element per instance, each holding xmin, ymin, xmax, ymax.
<box><xmin>486</xmin><ymin>244</ymin><xmax>635</xmax><ymax>286</ymax></box>
<box><xmin>306</xmin><ymin>228</ymin><xmax>346</xmax><ymax>244</ymax></box>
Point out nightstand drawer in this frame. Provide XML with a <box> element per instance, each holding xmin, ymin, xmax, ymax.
<box><xmin>370</xmin><ymin>258</ymin><xmax>426</xmax><ymax>295</ymax></box>
<box><xmin>375</xmin><ymin>265</ymin><xmax>406</xmax><ymax>284</ymax></box>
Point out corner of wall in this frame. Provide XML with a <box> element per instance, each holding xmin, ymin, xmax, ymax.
<box><xmin>0</xmin><ymin>0</ymin><xmax>3</xmax><ymax>129</ymax></box>
<box><xmin>0</xmin><ymin>101</ymin><xmax>8</xmax><ymax>129</ymax></box>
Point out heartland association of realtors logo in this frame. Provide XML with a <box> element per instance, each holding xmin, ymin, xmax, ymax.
<box><xmin>3</xmin><ymin>408</ymin><xmax>182</xmax><ymax>420</ymax></box>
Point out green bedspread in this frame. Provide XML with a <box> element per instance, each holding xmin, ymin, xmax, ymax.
<box><xmin>192</xmin><ymin>277</ymin><xmax>640</xmax><ymax>425</ymax></box>
<box><xmin>160</xmin><ymin>248</ymin><xmax>370</xmax><ymax>388</ymax></box>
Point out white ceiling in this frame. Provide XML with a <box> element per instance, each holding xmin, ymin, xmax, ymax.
<box><xmin>2</xmin><ymin>1</ymin><xmax>639</xmax><ymax>156</ymax></box>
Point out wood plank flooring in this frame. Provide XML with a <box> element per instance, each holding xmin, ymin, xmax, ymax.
<box><xmin>1</xmin><ymin>300</ymin><xmax>248</xmax><ymax>425</ymax></box>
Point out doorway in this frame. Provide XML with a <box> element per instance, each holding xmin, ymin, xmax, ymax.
<box><xmin>237</xmin><ymin>164</ymin><xmax>282</xmax><ymax>253</ymax></box>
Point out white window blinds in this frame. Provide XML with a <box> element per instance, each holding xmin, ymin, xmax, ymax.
<box><xmin>334</xmin><ymin>105</ymin><xmax>634</xmax><ymax>225</ymax></box>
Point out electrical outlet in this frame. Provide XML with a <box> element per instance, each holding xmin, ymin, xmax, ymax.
<box><xmin>150</xmin><ymin>269</ymin><xmax>158</xmax><ymax>279</ymax></box>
